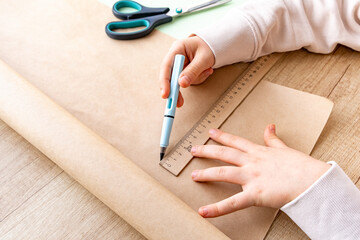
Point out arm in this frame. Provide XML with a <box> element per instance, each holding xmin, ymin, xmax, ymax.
<box><xmin>159</xmin><ymin>0</ymin><xmax>360</xmax><ymax>103</ymax></box>
<box><xmin>196</xmin><ymin>0</ymin><xmax>360</xmax><ymax>68</ymax></box>
<box><xmin>281</xmin><ymin>161</ymin><xmax>360</xmax><ymax>239</ymax></box>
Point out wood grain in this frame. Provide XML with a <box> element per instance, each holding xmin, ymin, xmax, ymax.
<box><xmin>265</xmin><ymin>47</ymin><xmax>360</xmax><ymax>239</ymax></box>
<box><xmin>0</xmin><ymin>46</ymin><xmax>359</xmax><ymax>239</ymax></box>
<box><xmin>0</xmin><ymin>122</ymin><xmax>144</xmax><ymax>239</ymax></box>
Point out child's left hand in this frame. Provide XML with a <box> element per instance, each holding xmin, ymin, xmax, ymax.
<box><xmin>191</xmin><ymin>124</ymin><xmax>330</xmax><ymax>218</ymax></box>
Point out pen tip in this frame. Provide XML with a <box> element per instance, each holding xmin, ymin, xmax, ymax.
<box><xmin>160</xmin><ymin>153</ymin><xmax>164</xmax><ymax>161</ymax></box>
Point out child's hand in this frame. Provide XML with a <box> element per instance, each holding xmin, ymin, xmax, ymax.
<box><xmin>160</xmin><ymin>35</ymin><xmax>215</xmax><ymax>107</ymax></box>
<box><xmin>191</xmin><ymin>124</ymin><xmax>330</xmax><ymax>218</ymax></box>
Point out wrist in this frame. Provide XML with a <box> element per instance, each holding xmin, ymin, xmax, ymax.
<box><xmin>286</xmin><ymin>159</ymin><xmax>331</xmax><ymax>205</ymax></box>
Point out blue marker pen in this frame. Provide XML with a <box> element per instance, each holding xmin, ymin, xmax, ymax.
<box><xmin>160</xmin><ymin>54</ymin><xmax>185</xmax><ymax>160</ymax></box>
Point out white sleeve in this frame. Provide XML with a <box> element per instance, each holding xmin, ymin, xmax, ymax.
<box><xmin>195</xmin><ymin>0</ymin><xmax>360</xmax><ymax>68</ymax></box>
<box><xmin>280</xmin><ymin>161</ymin><xmax>360</xmax><ymax>239</ymax></box>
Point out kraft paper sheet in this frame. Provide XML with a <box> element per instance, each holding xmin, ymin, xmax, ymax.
<box><xmin>0</xmin><ymin>59</ymin><xmax>229</xmax><ymax>240</ymax></box>
<box><xmin>0</xmin><ymin>0</ymin><xmax>333</xmax><ymax>239</ymax></box>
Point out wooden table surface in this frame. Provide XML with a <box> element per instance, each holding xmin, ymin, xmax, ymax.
<box><xmin>0</xmin><ymin>46</ymin><xmax>359</xmax><ymax>239</ymax></box>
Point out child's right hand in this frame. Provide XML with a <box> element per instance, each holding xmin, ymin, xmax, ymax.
<box><xmin>159</xmin><ymin>35</ymin><xmax>215</xmax><ymax>107</ymax></box>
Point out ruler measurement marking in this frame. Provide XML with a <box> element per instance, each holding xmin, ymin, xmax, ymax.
<box><xmin>160</xmin><ymin>55</ymin><xmax>280</xmax><ymax>176</ymax></box>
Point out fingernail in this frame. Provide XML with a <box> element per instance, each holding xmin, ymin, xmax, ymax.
<box><xmin>161</xmin><ymin>88</ymin><xmax>165</xmax><ymax>96</ymax></box>
<box><xmin>180</xmin><ymin>76</ymin><xmax>190</xmax><ymax>86</ymax></box>
<box><xmin>270</xmin><ymin>124</ymin><xmax>275</xmax><ymax>133</ymax></box>
<box><xmin>191</xmin><ymin>146</ymin><xmax>197</xmax><ymax>154</ymax></box>
<box><xmin>191</xmin><ymin>170</ymin><xmax>198</xmax><ymax>179</ymax></box>
<box><xmin>200</xmin><ymin>207</ymin><xmax>208</xmax><ymax>217</ymax></box>
<box><xmin>209</xmin><ymin>129</ymin><xmax>216</xmax><ymax>136</ymax></box>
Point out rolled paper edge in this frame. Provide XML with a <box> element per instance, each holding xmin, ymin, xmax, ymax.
<box><xmin>0</xmin><ymin>59</ymin><xmax>230</xmax><ymax>240</ymax></box>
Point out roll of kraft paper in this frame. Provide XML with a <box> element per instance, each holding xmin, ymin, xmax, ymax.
<box><xmin>0</xmin><ymin>60</ymin><xmax>229</xmax><ymax>240</ymax></box>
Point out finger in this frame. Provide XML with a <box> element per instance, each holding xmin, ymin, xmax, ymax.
<box><xmin>192</xmin><ymin>166</ymin><xmax>246</xmax><ymax>185</ymax></box>
<box><xmin>179</xmin><ymin>55</ymin><xmax>212</xmax><ymax>88</ymax></box>
<box><xmin>159</xmin><ymin>72</ymin><xmax>170</xmax><ymax>99</ymax></box>
<box><xmin>263</xmin><ymin>124</ymin><xmax>287</xmax><ymax>148</ymax></box>
<box><xmin>177</xmin><ymin>91</ymin><xmax>184</xmax><ymax>108</ymax></box>
<box><xmin>176</xmin><ymin>68</ymin><xmax>212</xmax><ymax>107</ymax></box>
<box><xmin>191</xmin><ymin>145</ymin><xmax>247</xmax><ymax>166</ymax></box>
<box><xmin>191</xmin><ymin>68</ymin><xmax>214</xmax><ymax>85</ymax></box>
<box><xmin>209</xmin><ymin>129</ymin><xmax>256</xmax><ymax>153</ymax></box>
<box><xmin>198</xmin><ymin>192</ymin><xmax>253</xmax><ymax>218</ymax></box>
<box><xmin>159</xmin><ymin>42</ymin><xmax>186</xmax><ymax>98</ymax></box>
<box><xmin>159</xmin><ymin>56</ymin><xmax>172</xmax><ymax>99</ymax></box>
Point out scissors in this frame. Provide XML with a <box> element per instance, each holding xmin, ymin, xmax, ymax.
<box><xmin>105</xmin><ymin>0</ymin><xmax>231</xmax><ymax>40</ymax></box>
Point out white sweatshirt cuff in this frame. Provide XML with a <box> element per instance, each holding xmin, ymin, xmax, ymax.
<box><xmin>195</xmin><ymin>8</ymin><xmax>257</xmax><ymax>68</ymax></box>
<box><xmin>281</xmin><ymin>161</ymin><xmax>360</xmax><ymax>239</ymax></box>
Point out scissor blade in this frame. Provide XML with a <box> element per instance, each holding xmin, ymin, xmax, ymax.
<box><xmin>168</xmin><ymin>0</ymin><xmax>231</xmax><ymax>17</ymax></box>
<box><xmin>188</xmin><ymin>0</ymin><xmax>231</xmax><ymax>12</ymax></box>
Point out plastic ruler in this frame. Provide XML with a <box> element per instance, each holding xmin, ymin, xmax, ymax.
<box><xmin>160</xmin><ymin>54</ymin><xmax>281</xmax><ymax>176</ymax></box>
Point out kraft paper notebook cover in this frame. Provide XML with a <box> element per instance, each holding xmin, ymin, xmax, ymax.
<box><xmin>0</xmin><ymin>0</ymin><xmax>333</xmax><ymax>239</ymax></box>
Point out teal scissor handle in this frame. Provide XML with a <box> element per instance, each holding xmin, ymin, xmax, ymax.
<box><xmin>105</xmin><ymin>0</ymin><xmax>173</xmax><ymax>40</ymax></box>
<box><xmin>112</xmin><ymin>0</ymin><xmax>169</xmax><ymax>20</ymax></box>
<box><xmin>105</xmin><ymin>14</ymin><xmax>172</xmax><ymax>40</ymax></box>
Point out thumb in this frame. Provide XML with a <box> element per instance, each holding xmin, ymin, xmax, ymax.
<box><xmin>179</xmin><ymin>55</ymin><xmax>212</xmax><ymax>88</ymax></box>
<box><xmin>264</xmin><ymin>124</ymin><xmax>287</xmax><ymax>148</ymax></box>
